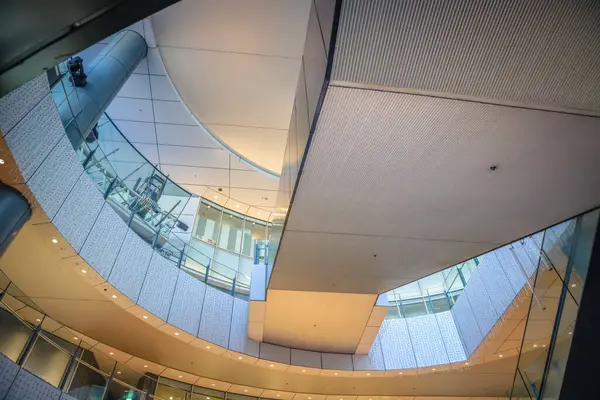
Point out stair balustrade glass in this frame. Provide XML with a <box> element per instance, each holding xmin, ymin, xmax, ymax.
<box><xmin>50</xmin><ymin>63</ymin><xmax>258</xmax><ymax>297</ymax></box>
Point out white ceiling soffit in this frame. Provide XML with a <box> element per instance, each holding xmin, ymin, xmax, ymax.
<box><xmin>151</xmin><ymin>0</ymin><xmax>313</xmax><ymax>174</ymax></box>
<box><xmin>332</xmin><ymin>0</ymin><xmax>600</xmax><ymax>114</ymax></box>
<box><xmin>270</xmin><ymin>86</ymin><xmax>600</xmax><ymax>294</ymax></box>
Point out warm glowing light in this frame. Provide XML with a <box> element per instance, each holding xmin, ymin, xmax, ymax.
<box><xmin>174</xmin><ymin>332</ymin><xmax>180</xmax><ymax>336</ymax></box>
<box><xmin>301</xmin><ymin>369</ymin><xmax>306</xmax><ymax>373</ymax></box>
<box><xmin>432</xmin><ymin>368</ymin><xmax>436</xmax><ymax>371</ymax></box>
<box><xmin>144</xmin><ymin>365</ymin><xmax>148</xmax><ymax>368</ymax></box>
<box><xmin>117</xmin><ymin>371</ymin><xmax>121</xmax><ymax>375</ymax></box>
<box><xmin>398</xmin><ymin>372</ymin><xmax>403</xmax><ymax>375</ymax></box>
<box><xmin>465</xmin><ymin>362</ymin><xmax>469</xmax><ymax>366</ymax></box>
<box><xmin>35</xmin><ymin>319</ymin><xmax>41</xmax><ymax>322</ymax></box>
<box><xmin>179</xmin><ymin>375</ymin><xmax>183</xmax><ymax>378</ymax></box>
<box><xmin>571</xmin><ymin>283</ymin><xmax>577</xmax><ymax>288</ymax></box>
<box><xmin>0</xmin><ymin>159</ymin><xmax>5</xmax><ymax>165</ymax></box>
<box><xmin>142</xmin><ymin>315</ymin><xmax>148</xmax><ymax>319</ymax></box>
<box><xmin>498</xmin><ymin>354</ymin><xmax>503</xmax><ymax>358</ymax></box>
<box><xmin>333</xmin><ymin>372</ymin><xmax>338</xmax><ymax>376</ymax></box>
<box><xmin>533</xmin><ymin>344</ymin><xmax>538</xmax><ymax>348</ymax></box>
<box><xmin>109</xmin><ymin>352</ymin><xmax>114</xmax><ymax>355</ymax></box>
<box><xmin>269</xmin><ymin>364</ymin><xmax>274</xmax><ymax>367</ymax></box>
<box><xmin>51</xmin><ymin>238</ymin><xmax>58</xmax><ymax>244</ymax></box>
<box><xmin>206</xmin><ymin>345</ymin><xmax>211</xmax><ymax>349</ymax></box>
<box><xmin>366</xmin><ymin>373</ymin><xmax>370</xmax><ymax>376</ymax></box>
<box><xmin>81</xmin><ymin>269</ymin><xmax>87</xmax><ymax>274</ymax></box>
<box><xmin>111</xmin><ymin>294</ymin><xmax>117</xmax><ymax>299</ymax></box>
<box><xmin>238</xmin><ymin>356</ymin><xmax>242</xmax><ymax>360</ymax></box>
<box><xmin>73</xmin><ymin>337</ymin><xmax>78</xmax><ymax>341</ymax></box>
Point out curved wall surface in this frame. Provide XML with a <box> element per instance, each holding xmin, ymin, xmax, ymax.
<box><xmin>0</xmin><ymin>71</ymin><xmax>574</xmax><ymax>398</ymax></box>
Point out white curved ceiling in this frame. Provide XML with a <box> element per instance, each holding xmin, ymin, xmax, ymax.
<box><xmin>151</xmin><ymin>0</ymin><xmax>312</xmax><ymax>175</ymax></box>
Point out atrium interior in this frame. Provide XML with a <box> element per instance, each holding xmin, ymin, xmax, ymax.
<box><xmin>0</xmin><ymin>1</ymin><xmax>599</xmax><ymax>400</ymax></box>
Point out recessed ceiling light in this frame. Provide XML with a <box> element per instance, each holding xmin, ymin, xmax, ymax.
<box><xmin>143</xmin><ymin>365</ymin><xmax>148</xmax><ymax>368</ymax></box>
<box><xmin>236</xmin><ymin>204</ymin><xmax>239</xmax><ymax>208</ymax></box>
<box><xmin>211</xmin><ymin>384</ymin><xmax>215</xmax><ymax>387</ymax></box>
<box><xmin>244</xmin><ymin>390</ymin><xmax>248</xmax><ymax>393</ymax></box>
<box><xmin>206</xmin><ymin>345</ymin><xmax>211</xmax><ymax>349</ymax></box>
<box><xmin>269</xmin><ymin>364</ymin><xmax>274</xmax><ymax>367</ymax></box>
<box><xmin>142</xmin><ymin>315</ymin><xmax>148</xmax><ymax>319</ymax></box>
<box><xmin>35</xmin><ymin>318</ymin><xmax>41</xmax><ymax>322</ymax></box>
<box><xmin>276</xmin><ymin>395</ymin><xmax>280</xmax><ymax>397</ymax></box>
<box><xmin>366</xmin><ymin>373</ymin><xmax>370</xmax><ymax>376</ymax></box>
<box><xmin>51</xmin><ymin>238</ymin><xmax>58</xmax><ymax>244</ymax></box>
<box><xmin>109</xmin><ymin>352</ymin><xmax>114</xmax><ymax>355</ymax></box>
<box><xmin>301</xmin><ymin>369</ymin><xmax>306</xmax><ymax>373</ymax></box>
<box><xmin>334</xmin><ymin>372</ymin><xmax>338</xmax><ymax>376</ymax></box>
<box><xmin>0</xmin><ymin>159</ymin><xmax>5</xmax><ymax>164</ymax></box>
<box><xmin>117</xmin><ymin>371</ymin><xmax>121</xmax><ymax>375</ymax></box>
<box><xmin>432</xmin><ymin>368</ymin><xmax>436</xmax><ymax>371</ymax></box>
<box><xmin>569</xmin><ymin>331</ymin><xmax>573</xmax><ymax>335</ymax></box>
<box><xmin>111</xmin><ymin>294</ymin><xmax>117</xmax><ymax>299</ymax></box>
<box><xmin>170</xmin><ymin>397</ymin><xmax>173</xmax><ymax>400</ymax></box>
<box><xmin>207</xmin><ymin>205</ymin><xmax>211</xmax><ymax>209</ymax></box>
<box><xmin>207</xmin><ymin>397</ymin><xmax>210</xmax><ymax>399</ymax></box>
<box><xmin>73</xmin><ymin>337</ymin><xmax>78</xmax><ymax>340</ymax></box>
<box><xmin>533</xmin><ymin>344</ymin><xmax>538</xmax><ymax>348</ymax></box>
<box><xmin>308</xmin><ymin>397</ymin><xmax>312</xmax><ymax>400</ymax></box>
<box><xmin>179</xmin><ymin>375</ymin><xmax>183</xmax><ymax>378</ymax></box>
<box><xmin>571</xmin><ymin>283</ymin><xmax>577</xmax><ymax>288</ymax></box>
<box><xmin>174</xmin><ymin>332</ymin><xmax>179</xmax><ymax>336</ymax></box>
<box><xmin>542</xmin><ymin>344</ymin><xmax>547</xmax><ymax>348</ymax></box>
<box><xmin>238</xmin><ymin>356</ymin><xmax>242</xmax><ymax>360</ymax></box>
<box><xmin>214</xmin><ymin>195</ymin><xmax>218</xmax><ymax>199</ymax></box>
<box><xmin>465</xmin><ymin>362</ymin><xmax>469</xmax><ymax>366</ymax></box>
<box><xmin>81</xmin><ymin>269</ymin><xmax>87</xmax><ymax>274</ymax></box>
<box><xmin>258</xmin><ymin>211</ymin><xmax>261</xmax><ymax>215</ymax></box>
<box><xmin>398</xmin><ymin>372</ymin><xmax>403</xmax><ymax>375</ymax></box>
<box><xmin>499</xmin><ymin>354</ymin><xmax>504</xmax><ymax>358</ymax></box>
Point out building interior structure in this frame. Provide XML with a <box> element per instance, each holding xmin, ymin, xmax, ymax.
<box><xmin>0</xmin><ymin>1</ymin><xmax>599</xmax><ymax>399</ymax></box>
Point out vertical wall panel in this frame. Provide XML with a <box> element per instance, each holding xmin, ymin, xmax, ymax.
<box><xmin>379</xmin><ymin>318</ymin><xmax>417</xmax><ymax>369</ymax></box>
<box><xmin>168</xmin><ymin>271</ymin><xmax>205</xmax><ymax>336</ymax></box>
<box><xmin>259</xmin><ymin>343</ymin><xmax>291</xmax><ymax>364</ymax></box>
<box><xmin>5</xmin><ymin>369</ymin><xmax>61</xmax><ymax>400</ymax></box>
<box><xmin>367</xmin><ymin>331</ymin><xmax>386</xmax><ymax>370</ymax></box>
<box><xmin>27</xmin><ymin>135</ymin><xmax>83</xmax><ymax>220</ymax></box>
<box><xmin>406</xmin><ymin>314</ymin><xmax>449</xmax><ymax>367</ymax></box>
<box><xmin>451</xmin><ymin>295</ymin><xmax>483</xmax><ymax>356</ymax></box>
<box><xmin>0</xmin><ymin>74</ymin><xmax>49</xmax><ymax>134</ymax></box>
<box><xmin>107</xmin><ymin>231</ymin><xmax>153</xmax><ymax>302</ymax></box>
<box><xmin>137</xmin><ymin>253</ymin><xmax>179</xmax><ymax>320</ymax></box>
<box><xmin>52</xmin><ymin>174</ymin><xmax>105</xmax><ymax>252</ymax></box>
<box><xmin>495</xmin><ymin>246</ymin><xmax>529</xmax><ymax>294</ymax></box>
<box><xmin>478</xmin><ymin>252</ymin><xmax>517</xmax><ymax>315</ymax></box>
<box><xmin>463</xmin><ymin>272</ymin><xmax>499</xmax><ymax>337</ymax></box>
<box><xmin>4</xmin><ymin>94</ymin><xmax>66</xmax><ymax>181</ymax></box>
<box><xmin>321</xmin><ymin>353</ymin><xmax>353</xmax><ymax>370</ymax></box>
<box><xmin>436</xmin><ymin>311</ymin><xmax>467</xmax><ymax>363</ymax></box>
<box><xmin>229</xmin><ymin>297</ymin><xmax>259</xmax><ymax>357</ymax></box>
<box><xmin>0</xmin><ymin>354</ymin><xmax>19</xmax><ymax>399</ymax></box>
<box><xmin>198</xmin><ymin>286</ymin><xmax>234</xmax><ymax>348</ymax></box>
<box><xmin>80</xmin><ymin>204</ymin><xmax>129</xmax><ymax>279</ymax></box>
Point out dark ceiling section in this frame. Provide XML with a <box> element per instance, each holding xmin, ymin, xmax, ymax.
<box><xmin>0</xmin><ymin>0</ymin><xmax>180</xmax><ymax>96</ymax></box>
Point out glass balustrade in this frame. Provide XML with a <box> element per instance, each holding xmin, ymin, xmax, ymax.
<box><xmin>508</xmin><ymin>209</ymin><xmax>599</xmax><ymax>399</ymax></box>
<box><xmin>49</xmin><ymin>62</ymin><xmax>262</xmax><ymax>297</ymax></box>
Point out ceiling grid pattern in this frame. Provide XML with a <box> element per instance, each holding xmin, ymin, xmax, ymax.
<box><xmin>332</xmin><ymin>0</ymin><xmax>600</xmax><ymax>113</ymax></box>
<box><xmin>98</xmin><ymin>20</ymin><xmax>280</xmax><ymax>217</ymax></box>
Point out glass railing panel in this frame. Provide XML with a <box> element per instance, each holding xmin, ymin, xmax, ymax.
<box><xmin>194</xmin><ymin>201</ymin><xmax>223</xmax><ymax>244</ymax></box>
<box><xmin>218</xmin><ymin>212</ymin><xmax>244</xmax><ymax>253</ymax></box>
<box><xmin>106</xmin><ymin>378</ymin><xmax>146</xmax><ymax>400</ymax></box>
<box><xmin>64</xmin><ymin>359</ymin><xmax>111</xmax><ymax>400</ymax></box>
<box><xmin>510</xmin><ymin>369</ymin><xmax>533</xmax><ymax>400</ymax></box>
<box><xmin>156</xmin><ymin>377</ymin><xmax>189</xmax><ymax>400</ymax></box>
<box><xmin>564</xmin><ymin>209</ymin><xmax>599</xmax><ymax>303</ymax></box>
<box><xmin>113</xmin><ymin>361</ymin><xmax>155</xmax><ymax>392</ymax></box>
<box><xmin>0</xmin><ymin>306</ymin><xmax>35</xmax><ymax>362</ymax></box>
<box><xmin>22</xmin><ymin>333</ymin><xmax>72</xmax><ymax>387</ymax></box>
<box><xmin>540</xmin><ymin>292</ymin><xmax>578</xmax><ymax>399</ymax></box>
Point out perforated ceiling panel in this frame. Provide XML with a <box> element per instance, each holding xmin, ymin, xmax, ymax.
<box><xmin>332</xmin><ymin>0</ymin><xmax>600</xmax><ymax>113</ymax></box>
<box><xmin>269</xmin><ymin>86</ymin><xmax>600</xmax><ymax>294</ymax></box>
